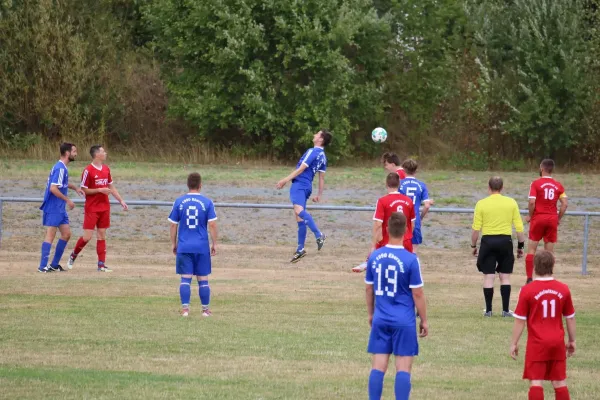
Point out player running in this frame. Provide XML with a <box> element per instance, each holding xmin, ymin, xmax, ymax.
<box><xmin>276</xmin><ymin>129</ymin><xmax>332</xmax><ymax>263</ymax></box>
<box><xmin>169</xmin><ymin>172</ymin><xmax>218</xmax><ymax>317</ymax></box>
<box><xmin>399</xmin><ymin>159</ymin><xmax>432</xmax><ymax>254</ymax></box>
<box><xmin>365</xmin><ymin>212</ymin><xmax>428</xmax><ymax>400</ymax></box>
<box><xmin>352</xmin><ymin>173</ymin><xmax>415</xmax><ymax>272</ymax></box>
<box><xmin>511</xmin><ymin>250</ymin><xmax>576</xmax><ymax>400</ymax></box>
<box><xmin>67</xmin><ymin>145</ymin><xmax>128</xmax><ymax>272</ymax></box>
<box><xmin>525</xmin><ymin>159</ymin><xmax>568</xmax><ymax>284</ymax></box>
<box><xmin>38</xmin><ymin>143</ymin><xmax>84</xmax><ymax>273</ymax></box>
<box><xmin>382</xmin><ymin>152</ymin><xmax>406</xmax><ymax>179</ymax></box>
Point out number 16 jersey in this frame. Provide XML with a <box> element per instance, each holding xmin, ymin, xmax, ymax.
<box><xmin>168</xmin><ymin>193</ymin><xmax>217</xmax><ymax>254</ymax></box>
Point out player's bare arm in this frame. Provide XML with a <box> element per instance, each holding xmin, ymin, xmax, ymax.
<box><xmin>566</xmin><ymin>316</ymin><xmax>576</xmax><ymax>357</ymax></box>
<box><xmin>170</xmin><ymin>222</ymin><xmax>178</xmax><ymax>255</ymax></box>
<box><xmin>82</xmin><ymin>187</ymin><xmax>111</xmax><ymax>196</ymax></box>
<box><xmin>372</xmin><ymin>220</ymin><xmax>383</xmax><ymax>251</ymax></box>
<box><xmin>208</xmin><ymin>220</ymin><xmax>218</xmax><ymax>256</ymax></box>
<box><xmin>312</xmin><ymin>171</ymin><xmax>325</xmax><ymax>203</ymax></box>
<box><xmin>108</xmin><ymin>183</ymin><xmax>128</xmax><ymax>210</ymax></box>
<box><xmin>50</xmin><ymin>184</ymin><xmax>75</xmax><ymax>210</ymax></box>
<box><xmin>276</xmin><ymin>163</ymin><xmax>308</xmax><ymax>189</ymax></box>
<box><xmin>420</xmin><ymin>200</ymin><xmax>432</xmax><ymax>220</ymax></box>
<box><xmin>526</xmin><ymin>198</ymin><xmax>535</xmax><ymax>223</ymax></box>
<box><xmin>68</xmin><ymin>182</ymin><xmax>85</xmax><ymax>197</ymax></box>
<box><xmin>558</xmin><ymin>196</ymin><xmax>568</xmax><ymax>225</ymax></box>
<box><xmin>471</xmin><ymin>229</ymin><xmax>480</xmax><ymax>256</ymax></box>
<box><xmin>365</xmin><ymin>283</ymin><xmax>374</xmax><ymax>326</ymax></box>
<box><xmin>412</xmin><ymin>287</ymin><xmax>428</xmax><ymax>337</ymax></box>
<box><xmin>509</xmin><ymin>318</ymin><xmax>527</xmax><ymax>360</ymax></box>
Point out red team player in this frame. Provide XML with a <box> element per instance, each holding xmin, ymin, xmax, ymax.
<box><xmin>353</xmin><ymin>173</ymin><xmax>415</xmax><ymax>273</ymax></box>
<box><xmin>511</xmin><ymin>250</ymin><xmax>576</xmax><ymax>400</ymax></box>
<box><xmin>382</xmin><ymin>152</ymin><xmax>407</xmax><ymax>180</ymax></box>
<box><xmin>68</xmin><ymin>145</ymin><xmax>128</xmax><ymax>272</ymax></box>
<box><xmin>525</xmin><ymin>159</ymin><xmax>568</xmax><ymax>283</ymax></box>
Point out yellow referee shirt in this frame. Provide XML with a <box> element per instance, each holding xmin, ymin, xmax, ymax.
<box><xmin>472</xmin><ymin>194</ymin><xmax>524</xmax><ymax>235</ymax></box>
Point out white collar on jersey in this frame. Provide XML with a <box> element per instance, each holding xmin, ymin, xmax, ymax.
<box><xmin>385</xmin><ymin>244</ymin><xmax>405</xmax><ymax>249</ymax></box>
<box><xmin>541</xmin><ymin>176</ymin><xmax>553</xmax><ymax>179</ymax></box>
<box><xmin>405</xmin><ymin>176</ymin><xmax>416</xmax><ymax>179</ymax></box>
<box><xmin>186</xmin><ymin>193</ymin><xmax>202</xmax><ymax>195</ymax></box>
<box><xmin>314</xmin><ymin>146</ymin><xmax>324</xmax><ymax>149</ymax></box>
<box><xmin>58</xmin><ymin>160</ymin><xmax>67</xmax><ymax>167</ymax></box>
<box><xmin>534</xmin><ymin>277</ymin><xmax>555</xmax><ymax>281</ymax></box>
<box><xmin>90</xmin><ymin>162</ymin><xmax>103</xmax><ymax>171</ymax></box>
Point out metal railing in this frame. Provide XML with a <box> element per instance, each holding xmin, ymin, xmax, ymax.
<box><xmin>0</xmin><ymin>197</ymin><xmax>597</xmax><ymax>274</ymax></box>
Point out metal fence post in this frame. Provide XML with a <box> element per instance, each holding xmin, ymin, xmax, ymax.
<box><xmin>582</xmin><ymin>214</ymin><xmax>590</xmax><ymax>275</ymax></box>
<box><xmin>0</xmin><ymin>199</ymin><xmax>3</xmax><ymax>249</ymax></box>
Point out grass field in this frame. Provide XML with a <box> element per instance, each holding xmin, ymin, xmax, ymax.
<box><xmin>1</xmin><ymin>163</ymin><xmax>599</xmax><ymax>399</ymax></box>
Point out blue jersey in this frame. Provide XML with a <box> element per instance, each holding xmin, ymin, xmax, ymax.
<box><xmin>40</xmin><ymin>161</ymin><xmax>69</xmax><ymax>213</ymax></box>
<box><xmin>365</xmin><ymin>245</ymin><xmax>424</xmax><ymax>327</ymax></box>
<box><xmin>292</xmin><ymin>147</ymin><xmax>327</xmax><ymax>189</ymax></box>
<box><xmin>168</xmin><ymin>193</ymin><xmax>217</xmax><ymax>254</ymax></box>
<box><xmin>399</xmin><ymin>177</ymin><xmax>430</xmax><ymax>228</ymax></box>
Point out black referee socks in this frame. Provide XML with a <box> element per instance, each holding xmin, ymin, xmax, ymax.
<box><xmin>483</xmin><ymin>288</ymin><xmax>494</xmax><ymax>313</ymax></box>
<box><xmin>500</xmin><ymin>285</ymin><xmax>511</xmax><ymax>313</ymax></box>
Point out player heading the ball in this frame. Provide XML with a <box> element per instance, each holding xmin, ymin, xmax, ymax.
<box><xmin>38</xmin><ymin>142</ymin><xmax>85</xmax><ymax>273</ymax></box>
<box><xmin>276</xmin><ymin>129</ymin><xmax>332</xmax><ymax>263</ymax></box>
<box><xmin>365</xmin><ymin>212</ymin><xmax>428</xmax><ymax>400</ymax></box>
<box><xmin>525</xmin><ymin>159</ymin><xmax>568</xmax><ymax>284</ymax></box>
<box><xmin>169</xmin><ymin>172</ymin><xmax>218</xmax><ymax>317</ymax></box>
<box><xmin>68</xmin><ymin>145</ymin><xmax>128</xmax><ymax>272</ymax></box>
<box><xmin>511</xmin><ymin>250</ymin><xmax>576</xmax><ymax>400</ymax></box>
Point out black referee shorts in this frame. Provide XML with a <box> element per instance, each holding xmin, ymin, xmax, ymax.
<box><xmin>477</xmin><ymin>235</ymin><xmax>515</xmax><ymax>275</ymax></box>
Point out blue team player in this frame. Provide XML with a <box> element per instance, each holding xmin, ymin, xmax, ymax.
<box><xmin>38</xmin><ymin>142</ymin><xmax>84</xmax><ymax>273</ymax></box>
<box><xmin>365</xmin><ymin>212</ymin><xmax>429</xmax><ymax>400</ymax></box>
<box><xmin>276</xmin><ymin>129</ymin><xmax>332</xmax><ymax>263</ymax></box>
<box><xmin>168</xmin><ymin>172</ymin><xmax>218</xmax><ymax>317</ymax></box>
<box><xmin>399</xmin><ymin>159</ymin><xmax>433</xmax><ymax>254</ymax></box>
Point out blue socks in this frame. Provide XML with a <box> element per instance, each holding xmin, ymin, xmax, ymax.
<box><xmin>298</xmin><ymin>210</ymin><xmax>321</xmax><ymax>238</ymax></box>
<box><xmin>39</xmin><ymin>242</ymin><xmax>51</xmax><ymax>269</ymax></box>
<box><xmin>368</xmin><ymin>369</ymin><xmax>385</xmax><ymax>400</ymax></box>
<box><xmin>51</xmin><ymin>239</ymin><xmax>68</xmax><ymax>266</ymax></box>
<box><xmin>199</xmin><ymin>280</ymin><xmax>210</xmax><ymax>309</ymax></box>
<box><xmin>179</xmin><ymin>277</ymin><xmax>192</xmax><ymax>307</ymax></box>
<box><xmin>297</xmin><ymin>221</ymin><xmax>307</xmax><ymax>251</ymax></box>
<box><xmin>395</xmin><ymin>371</ymin><xmax>411</xmax><ymax>400</ymax></box>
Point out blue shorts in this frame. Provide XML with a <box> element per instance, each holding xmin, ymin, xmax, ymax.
<box><xmin>42</xmin><ymin>212</ymin><xmax>69</xmax><ymax>227</ymax></box>
<box><xmin>412</xmin><ymin>226</ymin><xmax>423</xmax><ymax>245</ymax></box>
<box><xmin>290</xmin><ymin>184</ymin><xmax>312</xmax><ymax>209</ymax></box>
<box><xmin>367</xmin><ymin>323</ymin><xmax>419</xmax><ymax>356</ymax></box>
<box><xmin>176</xmin><ymin>253</ymin><xmax>212</xmax><ymax>276</ymax></box>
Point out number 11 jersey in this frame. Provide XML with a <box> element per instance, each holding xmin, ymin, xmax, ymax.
<box><xmin>168</xmin><ymin>193</ymin><xmax>217</xmax><ymax>254</ymax></box>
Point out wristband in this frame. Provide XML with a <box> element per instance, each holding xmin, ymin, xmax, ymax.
<box><xmin>471</xmin><ymin>244</ymin><xmax>477</xmax><ymax>248</ymax></box>
<box><xmin>518</xmin><ymin>241</ymin><xmax>525</xmax><ymax>250</ymax></box>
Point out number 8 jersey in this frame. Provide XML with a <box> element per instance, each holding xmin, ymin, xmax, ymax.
<box><xmin>168</xmin><ymin>193</ymin><xmax>217</xmax><ymax>254</ymax></box>
<box><xmin>365</xmin><ymin>245</ymin><xmax>423</xmax><ymax>327</ymax></box>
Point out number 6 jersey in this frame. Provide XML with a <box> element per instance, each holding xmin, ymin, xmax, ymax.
<box><xmin>365</xmin><ymin>245</ymin><xmax>423</xmax><ymax>327</ymax></box>
<box><xmin>168</xmin><ymin>193</ymin><xmax>217</xmax><ymax>254</ymax></box>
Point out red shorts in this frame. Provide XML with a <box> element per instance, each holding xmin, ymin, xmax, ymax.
<box><xmin>529</xmin><ymin>217</ymin><xmax>558</xmax><ymax>243</ymax></box>
<box><xmin>523</xmin><ymin>359</ymin><xmax>566</xmax><ymax>381</ymax></box>
<box><xmin>83</xmin><ymin>210</ymin><xmax>110</xmax><ymax>230</ymax></box>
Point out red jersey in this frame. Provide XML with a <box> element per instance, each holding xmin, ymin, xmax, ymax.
<box><xmin>514</xmin><ymin>278</ymin><xmax>575</xmax><ymax>362</ymax></box>
<box><xmin>81</xmin><ymin>163</ymin><xmax>113</xmax><ymax>212</ymax></box>
<box><xmin>373</xmin><ymin>192</ymin><xmax>415</xmax><ymax>246</ymax></box>
<box><xmin>396</xmin><ymin>167</ymin><xmax>406</xmax><ymax>180</ymax></box>
<box><xmin>528</xmin><ymin>177</ymin><xmax>566</xmax><ymax>218</ymax></box>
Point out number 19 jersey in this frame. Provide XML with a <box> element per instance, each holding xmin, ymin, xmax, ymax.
<box><xmin>365</xmin><ymin>245</ymin><xmax>423</xmax><ymax>327</ymax></box>
<box><xmin>168</xmin><ymin>193</ymin><xmax>217</xmax><ymax>254</ymax></box>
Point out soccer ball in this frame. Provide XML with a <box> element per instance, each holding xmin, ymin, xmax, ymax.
<box><xmin>371</xmin><ymin>127</ymin><xmax>388</xmax><ymax>143</ymax></box>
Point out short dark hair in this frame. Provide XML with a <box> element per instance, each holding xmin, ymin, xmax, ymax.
<box><xmin>382</xmin><ymin>152</ymin><xmax>401</xmax><ymax>166</ymax></box>
<box><xmin>488</xmin><ymin>176</ymin><xmax>503</xmax><ymax>192</ymax></box>
<box><xmin>541</xmin><ymin>159</ymin><xmax>555</xmax><ymax>174</ymax></box>
<box><xmin>534</xmin><ymin>250</ymin><xmax>555</xmax><ymax>276</ymax></box>
<box><xmin>320</xmin><ymin>129</ymin><xmax>332</xmax><ymax>147</ymax></box>
<box><xmin>187</xmin><ymin>172</ymin><xmax>201</xmax><ymax>190</ymax></box>
<box><xmin>402</xmin><ymin>159</ymin><xmax>418</xmax><ymax>175</ymax></box>
<box><xmin>60</xmin><ymin>142</ymin><xmax>75</xmax><ymax>156</ymax></box>
<box><xmin>386</xmin><ymin>172</ymin><xmax>400</xmax><ymax>188</ymax></box>
<box><xmin>90</xmin><ymin>145</ymin><xmax>103</xmax><ymax>159</ymax></box>
<box><xmin>387</xmin><ymin>212</ymin><xmax>407</xmax><ymax>239</ymax></box>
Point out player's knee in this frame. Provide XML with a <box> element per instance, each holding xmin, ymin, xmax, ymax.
<box><xmin>62</xmin><ymin>232</ymin><xmax>72</xmax><ymax>241</ymax></box>
<box><xmin>551</xmin><ymin>380</ymin><xmax>567</xmax><ymax>388</ymax></box>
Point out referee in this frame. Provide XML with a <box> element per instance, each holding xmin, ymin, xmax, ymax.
<box><xmin>471</xmin><ymin>176</ymin><xmax>525</xmax><ymax>317</ymax></box>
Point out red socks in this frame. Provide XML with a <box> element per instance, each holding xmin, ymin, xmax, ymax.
<box><xmin>555</xmin><ymin>387</ymin><xmax>570</xmax><ymax>400</ymax></box>
<box><xmin>526</xmin><ymin>254</ymin><xmax>534</xmax><ymax>280</ymax></box>
<box><xmin>97</xmin><ymin>240</ymin><xmax>106</xmax><ymax>265</ymax></box>
<box><xmin>529</xmin><ymin>386</ymin><xmax>544</xmax><ymax>400</ymax></box>
<box><xmin>73</xmin><ymin>237</ymin><xmax>88</xmax><ymax>256</ymax></box>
